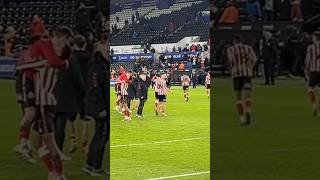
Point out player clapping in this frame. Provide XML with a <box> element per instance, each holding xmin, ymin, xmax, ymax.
<box><xmin>181</xmin><ymin>73</ymin><xmax>191</xmax><ymax>102</ymax></box>
<box><xmin>156</xmin><ymin>72</ymin><xmax>170</xmax><ymax>116</ymax></box>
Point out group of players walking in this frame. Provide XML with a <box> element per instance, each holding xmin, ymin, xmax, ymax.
<box><xmin>113</xmin><ymin>67</ymin><xmax>211</xmax><ymax>121</ymax></box>
<box><xmin>227</xmin><ymin>31</ymin><xmax>320</xmax><ymax>125</ymax></box>
<box><xmin>13</xmin><ymin>27</ymin><xmax>109</xmax><ymax>179</ymax></box>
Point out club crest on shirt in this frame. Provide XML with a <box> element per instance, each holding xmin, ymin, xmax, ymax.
<box><xmin>27</xmin><ymin>92</ymin><xmax>35</xmax><ymax>99</ymax></box>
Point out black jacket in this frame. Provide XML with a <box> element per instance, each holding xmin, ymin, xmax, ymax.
<box><xmin>127</xmin><ymin>77</ymin><xmax>138</xmax><ymax>98</ymax></box>
<box><xmin>136</xmin><ymin>78</ymin><xmax>149</xmax><ymax>100</ymax></box>
<box><xmin>73</xmin><ymin>50</ymin><xmax>92</xmax><ymax>87</ymax></box>
<box><xmin>85</xmin><ymin>53</ymin><xmax>109</xmax><ymax>119</ymax></box>
<box><xmin>54</xmin><ymin>57</ymin><xmax>86</xmax><ymax>114</ymax></box>
<box><xmin>72</xmin><ymin>50</ymin><xmax>92</xmax><ymax>107</ymax></box>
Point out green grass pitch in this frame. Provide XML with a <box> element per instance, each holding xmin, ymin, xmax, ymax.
<box><xmin>0</xmin><ymin>80</ymin><xmax>106</xmax><ymax>180</ymax></box>
<box><xmin>110</xmin><ymin>86</ymin><xmax>210</xmax><ymax>179</ymax></box>
<box><xmin>213</xmin><ymin>78</ymin><xmax>320</xmax><ymax>180</ymax></box>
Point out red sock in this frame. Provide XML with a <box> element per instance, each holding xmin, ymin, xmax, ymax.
<box><xmin>19</xmin><ymin>127</ymin><xmax>30</xmax><ymax>140</ymax></box>
<box><xmin>236</xmin><ymin>101</ymin><xmax>244</xmax><ymax>116</ymax></box>
<box><xmin>52</xmin><ymin>156</ymin><xmax>64</xmax><ymax>176</ymax></box>
<box><xmin>308</xmin><ymin>91</ymin><xmax>316</xmax><ymax>105</ymax></box>
<box><xmin>38</xmin><ymin>144</ymin><xmax>53</xmax><ymax>173</ymax></box>
<box><xmin>244</xmin><ymin>99</ymin><xmax>252</xmax><ymax>113</ymax></box>
<box><xmin>123</xmin><ymin>109</ymin><xmax>130</xmax><ymax>117</ymax></box>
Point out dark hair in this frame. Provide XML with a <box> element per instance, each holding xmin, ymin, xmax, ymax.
<box><xmin>54</xmin><ymin>27</ymin><xmax>73</xmax><ymax>38</ymax></box>
<box><xmin>313</xmin><ymin>31</ymin><xmax>320</xmax><ymax>41</ymax></box>
<box><xmin>233</xmin><ymin>35</ymin><xmax>242</xmax><ymax>43</ymax></box>
<box><xmin>73</xmin><ymin>35</ymin><xmax>86</xmax><ymax>49</ymax></box>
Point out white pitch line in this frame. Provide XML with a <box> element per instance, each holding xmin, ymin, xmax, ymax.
<box><xmin>110</xmin><ymin>137</ymin><xmax>209</xmax><ymax>148</ymax></box>
<box><xmin>144</xmin><ymin>171</ymin><xmax>210</xmax><ymax>180</ymax></box>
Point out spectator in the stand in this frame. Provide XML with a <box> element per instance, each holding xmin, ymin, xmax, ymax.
<box><xmin>263</xmin><ymin>0</ymin><xmax>275</xmax><ymax>21</ymax></box>
<box><xmin>247</xmin><ymin>0</ymin><xmax>262</xmax><ymax>21</ymax></box>
<box><xmin>179</xmin><ymin>62</ymin><xmax>185</xmax><ymax>71</ymax></box>
<box><xmin>0</xmin><ymin>25</ymin><xmax>4</xmax><ymax>56</ymax></box>
<box><xmin>30</xmin><ymin>14</ymin><xmax>46</xmax><ymax>40</ymax></box>
<box><xmin>190</xmin><ymin>44</ymin><xmax>197</xmax><ymax>52</ymax></box>
<box><xmin>131</xmin><ymin>14</ymin><xmax>135</xmax><ymax>23</ymax></box>
<box><xmin>169</xmin><ymin>21</ymin><xmax>176</xmax><ymax>32</ymax></box>
<box><xmin>116</xmin><ymin>16</ymin><xmax>119</xmax><ymax>22</ymax></box>
<box><xmin>132</xmin><ymin>31</ymin><xmax>138</xmax><ymax>38</ymax></box>
<box><xmin>277</xmin><ymin>0</ymin><xmax>291</xmax><ymax>21</ymax></box>
<box><xmin>75</xmin><ymin>2</ymin><xmax>95</xmax><ymax>35</ymax></box>
<box><xmin>4</xmin><ymin>26</ymin><xmax>15</xmax><ymax>57</ymax></box>
<box><xmin>197</xmin><ymin>44</ymin><xmax>202</xmax><ymax>52</ymax></box>
<box><xmin>135</xmin><ymin>11</ymin><xmax>139</xmax><ymax>20</ymax></box>
<box><xmin>218</xmin><ymin>0</ymin><xmax>239</xmax><ymax>24</ymax></box>
<box><xmin>203</xmin><ymin>44</ymin><xmax>208</xmax><ymax>51</ymax></box>
<box><xmin>125</xmin><ymin>19</ymin><xmax>129</xmax><ymax>27</ymax></box>
<box><xmin>187</xmin><ymin>58</ymin><xmax>192</xmax><ymax>70</ymax></box>
<box><xmin>178</xmin><ymin>47</ymin><xmax>182</xmax><ymax>52</ymax></box>
<box><xmin>172</xmin><ymin>46</ymin><xmax>176</xmax><ymax>52</ymax></box>
<box><xmin>150</xmin><ymin>47</ymin><xmax>155</xmax><ymax>53</ymax></box>
<box><xmin>291</xmin><ymin>0</ymin><xmax>304</xmax><ymax>22</ymax></box>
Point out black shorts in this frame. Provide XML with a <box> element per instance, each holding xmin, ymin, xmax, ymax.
<box><xmin>206</xmin><ymin>84</ymin><xmax>210</xmax><ymax>89</ymax></box>
<box><xmin>122</xmin><ymin>95</ymin><xmax>128</xmax><ymax>104</ymax></box>
<box><xmin>155</xmin><ymin>92</ymin><xmax>159</xmax><ymax>99</ymax></box>
<box><xmin>233</xmin><ymin>77</ymin><xmax>252</xmax><ymax>91</ymax></box>
<box><xmin>183</xmin><ymin>86</ymin><xmax>189</xmax><ymax>91</ymax></box>
<box><xmin>158</xmin><ymin>95</ymin><xmax>166</xmax><ymax>102</ymax></box>
<box><xmin>35</xmin><ymin>106</ymin><xmax>55</xmax><ymax>135</ymax></box>
<box><xmin>16</xmin><ymin>71</ymin><xmax>36</xmax><ymax>108</ymax></box>
<box><xmin>309</xmin><ymin>72</ymin><xmax>320</xmax><ymax>87</ymax></box>
<box><xmin>115</xmin><ymin>85</ymin><xmax>121</xmax><ymax>96</ymax></box>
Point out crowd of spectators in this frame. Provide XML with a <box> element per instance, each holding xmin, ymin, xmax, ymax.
<box><xmin>215</xmin><ymin>28</ymin><xmax>312</xmax><ymax>77</ymax></box>
<box><xmin>0</xmin><ymin>0</ymin><xmax>107</xmax><ymax>57</ymax></box>
<box><xmin>211</xmin><ymin>0</ymin><xmax>305</xmax><ymax>24</ymax></box>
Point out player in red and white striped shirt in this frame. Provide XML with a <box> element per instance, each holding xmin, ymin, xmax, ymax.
<box><xmin>205</xmin><ymin>72</ymin><xmax>211</xmax><ymax>99</ymax></box>
<box><xmin>181</xmin><ymin>73</ymin><xmax>191</xmax><ymax>101</ymax></box>
<box><xmin>227</xmin><ymin>35</ymin><xmax>257</xmax><ymax>125</ymax></box>
<box><xmin>156</xmin><ymin>72</ymin><xmax>170</xmax><ymax>116</ymax></box>
<box><xmin>305</xmin><ymin>31</ymin><xmax>320</xmax><ymax>116</ymax></box>
<box><xmin>119</xmin><ymin>71</ymin><xmax>132</xmax><ymax>122</ymax></box>
<box><xmin>114</xmin><ymin>67</ymin><xmax>126</xmax><ymax>113</ymax></box>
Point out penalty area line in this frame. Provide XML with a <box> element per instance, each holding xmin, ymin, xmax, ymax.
<box><xmin>144</xmin><ymin>171</ymin><xmax>210</xmax><ymax>180</ymax></box>
<box><xmin>110</xmin><ymin>137</ymin><xmax>209</xmax><ymax>148</ymax></box>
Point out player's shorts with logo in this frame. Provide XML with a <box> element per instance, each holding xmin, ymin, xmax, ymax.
<box><xmin>158</xmin><ymin>95</ymin><xmax>166</xmax><ymax>102</ymax></box>
<box><xmin>122</xmin><ymin>95</ymin><xmax>129</xmax><ymax>104</ymax></box>
<box><xmin>15</xmin><ymin>71</ymin><xmax>36</xmax><ymax>108</ymax></box>
<box><xmin>183</xmin><ymin>86</ymin><xmax>189</xmax><ymax>90</ymax></box>
<box><xmin>32</xmin><ymin>106</ymin><xmax>55</xmax><ymax>134</ymax></box>
<box><xmin>233</xmin><ymin>77</ymin><xmax>252</xmax><ymax>91</ymax></box>
<box><xmin>308</xmin><ymin>72</ymin><xmax>320</xmax><ymax>87</ymax></box>
<box><xmin>116</xmin><ymin>85</ymin><xmax>121</xmax><ymax>96</ymax></box>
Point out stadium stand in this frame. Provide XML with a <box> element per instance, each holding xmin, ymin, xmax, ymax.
<box><xmin>110</xmin><ymin>0</ymin><xmax>210</xmax><ymax>86</ymax></box>
<box><xmin>0</xmin><ymin>0</ymin><xmax>107</xmax><ymax>57</ymax></box>
<box><xmin>110</xmin><ymin>0</ymin><xmax>210</xmax><ymax>45</ymax></box>
<box><xmin>212</xmin><ymin>0</ymin><xmax>320</xmax><ymax>77</ymax></box>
